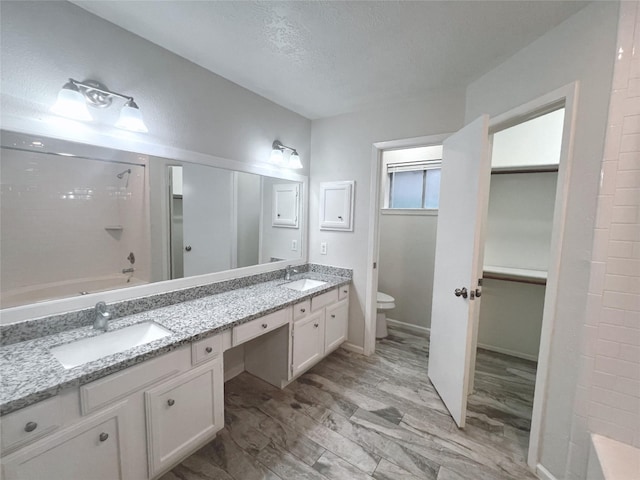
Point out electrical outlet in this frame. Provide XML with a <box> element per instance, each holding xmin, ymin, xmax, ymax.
<box><xmin>320</xmin><ymin>242</ymin><xmax>328</xmax><ymax>255</ymax></box>
<box><xmin>291</xmin><ymin>239</ymin><xmax>298</xmax><ymax>251</ymax></box>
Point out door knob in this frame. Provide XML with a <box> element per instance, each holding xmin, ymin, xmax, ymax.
<box><xmin>185</xmin><ymin>245</ymin><xmax>192</xmax><ymax>252</ymax></box>
<box><xmin>454</xmin><ymin>287</ymin><xmax>468</xmax><ymax>299</ymax></box>
<box><xmin>470</xmin><ymin>288</ymin><xmax>482</xmax><ymax>299</ymax></box>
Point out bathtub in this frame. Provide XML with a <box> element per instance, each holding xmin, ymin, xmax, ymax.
<box><xmin>587</xmin><ymin>434</ymin><xmax>640</xmax><ymax>480</ymax></box>
<box><xmin>1</xmin><ymin>275</ymin><xmax>148</xmax><ymax>309</ymax></box>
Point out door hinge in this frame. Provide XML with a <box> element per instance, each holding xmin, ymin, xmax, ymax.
<box><xmin>290</xmin><ymin>364</ymin><xmax>294</xmax><ymax>375</ymax></box>
<box><xmin>373</xmin><ymin>262</ymin><xmax>377</xmax><ymax>269</ymax></box>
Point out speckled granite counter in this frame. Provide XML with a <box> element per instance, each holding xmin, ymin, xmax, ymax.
<box><xmin>0</xmin><ymin>271</ymin><xmax>350</xmax><ymax>415</ymax></box>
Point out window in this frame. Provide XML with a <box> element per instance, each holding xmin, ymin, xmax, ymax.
<box><xmin>383</xmin><ymin>145</ymin><xmax>442</xmax><ymax>211</ymax></box>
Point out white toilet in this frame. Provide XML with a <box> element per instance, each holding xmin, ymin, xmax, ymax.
<box><xmin>376</xmin><ymin>291</ymin><xmax>395</xmax><ymax>339</ymax></box>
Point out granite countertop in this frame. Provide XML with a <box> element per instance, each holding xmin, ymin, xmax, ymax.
<box><xmin>0</xmin><ymin>272</ymin><xmax>350</xmax><ymax>415</ymax></box>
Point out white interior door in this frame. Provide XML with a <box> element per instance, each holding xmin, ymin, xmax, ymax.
<box><xmin>182</xmin><ymin>163</ymin><xmax>233</xmax><ymax>277</ymax></box>
<box><xmin>427</xmin><ymin>115</ymin><xmax>491</xmax><ymax>428</ymax></box>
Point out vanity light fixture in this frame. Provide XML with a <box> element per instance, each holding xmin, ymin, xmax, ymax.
<box><xmin>270</xmin><ymin>140</ymin><xmax>303</xmax><ymax>169</ymax></box>
<box><xmin>51</xmin><ymin>78</ymin><xmax>148</xmax><ymax>133</ymax></box>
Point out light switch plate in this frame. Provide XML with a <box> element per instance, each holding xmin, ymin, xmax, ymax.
<box><xmin>320</xmin><ymin>242</ymin><xmax>328</xmax><ymax>255</ymax></box>
<box><xmin>291</xmin><ymin>239</ymin><xmax>298</xmax><ymax>251</ymax></box>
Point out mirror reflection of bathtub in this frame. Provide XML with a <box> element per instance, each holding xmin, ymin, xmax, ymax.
<box><xmin>0</xmin><ymin>130</ymin><xmax>304</xmax><ymax>309</ymax></box>
<box><xmin>0</xmin><ymin>275</ymin><xmax>148</xmax><ymax>309</ymax></box>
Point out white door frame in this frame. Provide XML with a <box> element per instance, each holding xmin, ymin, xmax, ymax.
<box><xmin>365</xmin><ymin>133</ymin><xmax>450</xmax><ymax>356</ymax></box>
<box><xmin>364</xmin><ymin>82</ymin><xmax>578</xmax><ymax>469</ymax></box>
<box><xmin>487</xmin><ymin>82</ymin><xmax>579</xmax><ymax>470</ymax></box>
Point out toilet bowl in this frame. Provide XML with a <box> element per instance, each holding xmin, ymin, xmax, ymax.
<box><xmin>376</xmin><ymin>291</ymin><xmax>395</xmax><ymax>339</ymax></box>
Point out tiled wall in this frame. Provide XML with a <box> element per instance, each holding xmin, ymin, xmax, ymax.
<box><xmin>567</xmin><ymin>2</ymin><xmax>640</xmax><ymax>478</ymax></box>
<box><xmin>0</xmin><ymin>150</ymin><xmax>150</xmax><ymax>294</ymax></box>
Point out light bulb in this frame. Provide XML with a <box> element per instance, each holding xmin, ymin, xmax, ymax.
<box><xmin>51</xmin><ymin>82</ymin><xmax>92</xmax><ymax>121</ymax></box>
<box><xmin>270</xmin><ymin>148</ymin><xmax>284</xmax><ymax>166</ymax></box>
<box><xmin>115</xmin><ymin>100</ymin><xmax>148</xmax><ymax>133</ymax></box>
<box><xmin>288</xmin><ymin>151</ymin><xmax>303</xmax><ymax>169</ymax></box>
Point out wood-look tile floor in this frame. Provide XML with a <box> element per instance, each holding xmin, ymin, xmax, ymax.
<box><xmin>161</xmin><ymin>326</ymin><xmax>538</xmax><ymax>480</ymax></box>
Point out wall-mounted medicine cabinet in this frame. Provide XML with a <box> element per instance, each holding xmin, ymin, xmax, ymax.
<box><xmin>272</xmin><ymin>183</ymin><xmax>299</xmax><ymax>228</ymax></box>
<box><xmin>319</xmin><ymin>181</ymin><xmax>355</xmax><ymax>231</ymax></box>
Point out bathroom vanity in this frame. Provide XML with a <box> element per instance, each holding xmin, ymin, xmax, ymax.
<box><xmin>0</xmin><ymin>268</ymin><xmax>351</xmax><ymax>480</ymax></box>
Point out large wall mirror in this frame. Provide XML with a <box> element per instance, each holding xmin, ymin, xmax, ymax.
<box><xmin>0</xmin><ymin>130</ymin><xmax>305</xmax><ymax>312</ymax></box>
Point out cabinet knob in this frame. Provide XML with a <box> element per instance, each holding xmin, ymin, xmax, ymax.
<box><xmin>24</xmin><ymin>421</ymin><xmax>37</xmax><ymax>433</ymax></box>
<box><xmin>338</xmin><ymin>216</ymin><xmax>343</xmax><ymax>220</ymax></box>
<box><xmin>205</xmin><ymin>346</ymin><xmax>213</xmax><ymax>353</ymax></box>
<box><xmin>314</xmin><ymin>323</ymin><xmax>319</xmax><ymax>328</ymax></box>
<box><xmin>99</xmin><ymin>432</ymin><xmax>109</xmax><ymax>442</ymax></box>
<box><xmin>343</xmin><ymin>289</ymin><xmax>347</xmax><ymax>293</ymax></box>
<box><xmin>300</xmin><ymin>308</ymin><xmax>306</xmax><ymax>313</ymax></box>
<box><xmin>167</xmin><ymin>399</ymin><xmax>175</xmax><ymax>407</ymax></box>
<box><xmin>331</xmin><ymin>314</ymin><xmax>336</xmax><ymax>318</ymax></box>
<box><xmin>262</xmin><ymin>323</ymin><xmax>268</xmax><ymax>329</ymax></box>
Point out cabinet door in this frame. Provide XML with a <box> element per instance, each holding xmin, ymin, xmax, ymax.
<box><xmin>325</xmin><ymin>299</ymin><xmax>349</xmax><ymax>353</ymax></box>
<box><xmin>291</xmin><ymin>310</ymin><xmax>325</xmax><ymax>377</ymax></box>
<box><xmin>145</xmin><ymin>357</ymin><xmax>224</xmax><ymax>477</ymax></box>
<box><xmin>272</xmin><ymin>183</ymin><xmax>299</xmax><ymax>228</ymax></box>
<box><xmin>319</xmin><ymin>181</ymin><xmax>354</xmax><ymax>231</ymax></box>
<box><xmin>2</xmin><ymin>402</ymin><xmax>129</xmax><ymax>480</ymax></box>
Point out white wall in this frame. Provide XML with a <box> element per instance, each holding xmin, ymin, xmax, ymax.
<box><xmin>0</xmin><ymin>1</ymin><xmax>311</xmax><ymax>175</ymax></box>
<box><xmin>378</xmin><ymin>213</ymin><xmax>437</xmax><ymax>330</ymax></box>
<box><xmin>310</xmin><ymin>90</ymin><xmax>466</xmax><ymax>348</ymax></box>
<box><xmin>465</xmin><ymin>2</ymin><xmax>619</xmax><ymax>477</ymax></box>
<box><xmin>567</xmin><ymin>2</ymin><xmax>640</xmax><ymax>478</ymax></box>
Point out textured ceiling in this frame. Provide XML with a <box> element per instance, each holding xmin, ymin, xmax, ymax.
<box><xmin>72</xmin><ymin>1</ymin><xmax>589</xmax><ymax>119</ymax></box>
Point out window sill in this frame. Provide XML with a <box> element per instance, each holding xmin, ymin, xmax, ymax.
<box><xmin>380</xmin><ymin>208</ymin><xmax>438</xmax><ymax>216</ymax></box>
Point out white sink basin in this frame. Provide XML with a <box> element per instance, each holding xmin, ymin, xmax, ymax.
<box><xmin>283</xmin><ymin>279</ymin><xmax>327</xmax><ymax>292</ymax></box>
<box><xmin>50</xmin><ymin>322</ymin><xmax>172</xmax><ymax>369</ymax></box>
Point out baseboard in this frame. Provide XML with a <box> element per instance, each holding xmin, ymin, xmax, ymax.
<box><xmin>535</xmin><ymin>463</ymin><xmax>559</xmax><ymax>480</ymax></box>
<box><xmin>385</xmin><ymin>319</ymin><xmax>538</xmax><ymax>362</ymax></box>
<box><xmin>386</xmin><ymin>318</ymin><xmax>430</xmax><ymax>335</ymax></box>
<box><xmin>224</xmin><ymin>363</ymin><xmax>245</xmax><ymax>382</ymax></box>
<box><xmin>477</xmin><ymin>342</ymin><xmax>538</xmax><ymax>362</ymax></box>
<box><xmin>341</xmin><ymin>342</ymin><xmax>364</xmax><ymax>355</ymax></box>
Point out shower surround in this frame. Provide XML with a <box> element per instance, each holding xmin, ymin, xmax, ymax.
<box><xmin>0</xmin><ymin>147</ymin><xmax>150</xmax><ymax>307</ymax></box>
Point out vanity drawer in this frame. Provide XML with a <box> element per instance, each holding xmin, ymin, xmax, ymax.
<box><xmin>311</xmin><ymin>288</ymin><xmax>339</xmax><ymax>312</ymax></box>
<box><xmin>293</xmin><ymin>300</ymin><xmax>310</xmax><ymax>321</ymax></box>
<box><xmin>1</xmin><ymin>396</ymin><xmax>63</xmax><ymax>454</ymax></box>
<box><xmin>80</xmin><ymin>346</ymin><xmax>191</xmax><ymax>415</ymax></box>
<box><xmin>191</xmin><ymin>334</ymin><xmax>222</xmax><ymax>366</ymax></box>
<box><xmin>338</xmin><ymin>284</ymin><xmax>350</xmax><ymax>301</ymax></box>
<box><xmin>232</xmin><ymin>308</ymin><xmax>290</xmax><ymax>346</ymax></box>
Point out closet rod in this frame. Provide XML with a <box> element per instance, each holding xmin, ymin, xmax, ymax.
<box><xmin>491</xmin><ymin>166</ymin><xmax>559</xmax><ymax>175</ymax></box>
<box><xmin>483</xmin><ymin>272</ymin><xmax>547</xmax><ymax>286</ymax></box>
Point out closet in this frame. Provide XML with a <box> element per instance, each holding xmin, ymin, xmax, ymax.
<box><xmin>478</xmin><ymin>108</ymin><xmax>564</xmax><ymax>362</ymax></box>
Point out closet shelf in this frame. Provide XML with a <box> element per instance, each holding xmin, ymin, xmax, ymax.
<box><xmin>483</xmin><ymin>265</ymin><xmax>547</xmax><ymax>285</ymax></box>
<box><xmin>491</xmin><ymin>164</ymin><xmax>559</xmax><ymax>174</ymax></box>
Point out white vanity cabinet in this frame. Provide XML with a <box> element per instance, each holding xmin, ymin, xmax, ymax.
<box><xmin>2</xmin><ymin>401</ymin><xmax>129</xmax><ymax>480</ymax></box>
<box><xmin>145</xmin><ymin>358</ymin><xmax>223</xmax><ymax>478</ymax></box>
<box><xmin>291</xmin><ymin>310</ymin><xmax>325</xmax><ymax>377</ymax></box>
<box><xmin>324</xmin><ymin>299</ymin><xmax>349</xmax><ymax>353</ymax></box>
<box><xmin>289</xmin><ymin>286</ymin><xmax>349</xmax><ymax>379</ymax></box>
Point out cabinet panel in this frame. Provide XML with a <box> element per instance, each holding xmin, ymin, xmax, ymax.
<box><xmin>145</xmin><ymin>358</ymin><xmax>223</xmax><ymax>477</ymax></box>
<box><xmin>338</xmin><ymin>284</ymin><xmax>350</xmax><ymax>301</ymax></box>
<box><xmin>311</xmin><ymin>288</ymin><xmax>338</xmax><ymax>312</ymax></box>
<box><xmin>325</xmin><ymin>299</ymin><xmax>349</xmax><ymax>353</ymax></box>
<box><xmin>293</xmin><ymin>299</ymin><xmax>310</xmax><ymax>321</ymax></box>
<box><xmin>233</xmin><ymin>307</ymin><xmax>290</xmax><ymax>346</ymax></box>
<box><xmin>1</xmin><ymin>395</ymin><xmax>62</xmax><ymax>455</ymax></box>
<box><xmin>291</xmin><ymin>311</ymin><xmax>325</xmax><ymax>377</ymax></box>
<box><xmin>2</xmin><ymin>402</ymin><xmax>129</xmax><ymax>480</ymax></box>
<box><xmin>191</xmin><ymin>333</ymin><xmax>222</xmax><ymax>366</ymax></box>
<box><xmin>319</xmin><ymin>181</ymin><xmax>354</xmax><ymax>231</ymax></box>
<box><xmin>272</xmin><ymin>184</ymin><xmax>299</xmax><ymax>228</ymax></box>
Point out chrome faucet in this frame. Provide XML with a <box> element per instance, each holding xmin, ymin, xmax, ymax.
<box><xmin>94</xmin><ymin>301</ymin><xmax>111</xmax><ymax>332</ymax></box>
<box><xmin>284</xmin><ymin>265</ymin><xmax>298</xmax><ymax>281</ymax></box>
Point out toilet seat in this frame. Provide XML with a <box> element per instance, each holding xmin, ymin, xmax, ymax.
<box><xmin>377</xmin><ymin>291</ymin><xmax>395</xmax><ymax>310</ymax></box>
